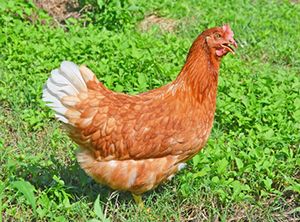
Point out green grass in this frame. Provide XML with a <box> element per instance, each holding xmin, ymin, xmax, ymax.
<box><xmin>0</xmin><ymin>0</ymin><xmax>299</xmax><ymax>221</ymax></box>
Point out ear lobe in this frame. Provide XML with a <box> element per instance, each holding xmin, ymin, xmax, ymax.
<box><xmin>205</xmin><ymin>36</ymin><xmax>211</xmax><ymax>43</ymax></box>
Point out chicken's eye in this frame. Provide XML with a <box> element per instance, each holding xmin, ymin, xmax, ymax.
<box><xmin>214</xmin><ymin>33</ymin><xmax>221</xmax><ymax>39</ymax></box>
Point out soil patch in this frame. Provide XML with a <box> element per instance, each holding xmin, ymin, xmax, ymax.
<box><xmin>33</xmin><ymin>0</ymin><xmax>81</xmax><ymax>22</ymax></box>
<box><xmin>138</xmin><ymin>14</ymin><xmax>177</xmax><ymax>32</ymax></box>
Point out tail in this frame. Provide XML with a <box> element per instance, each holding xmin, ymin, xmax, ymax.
<box><xmin>42</xmin><ymin>61</ymin><xmax>96</xmax><ymax>124</ymax></box>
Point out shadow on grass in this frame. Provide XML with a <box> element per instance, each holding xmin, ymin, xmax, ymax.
<box><xmin>15</xmin><ymin>154</ymin><xmax>135</xmax><ymax>204</ymax></box>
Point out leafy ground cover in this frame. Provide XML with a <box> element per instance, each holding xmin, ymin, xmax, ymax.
<box><xmin>0</xmin><ymin>0</ymin><xmax>299</xmax><ymax>221</ymax></box>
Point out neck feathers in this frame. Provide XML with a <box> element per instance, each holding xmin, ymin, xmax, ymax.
<box><xmin>173</xmin><ymin>36</ymin><xmax>220</xmax><ymax>102</ymax></box>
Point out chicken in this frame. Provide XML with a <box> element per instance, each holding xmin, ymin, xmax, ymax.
<box><xmin>42</xmin><ymin>24</ymin><xmax>237</xmax><ymax>205</ymax></box>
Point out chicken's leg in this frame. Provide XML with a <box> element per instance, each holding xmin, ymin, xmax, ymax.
<box><xmin>132</xmin><ymin>193</ymin><xmax>144</xmax><ymax>208</ymax></box>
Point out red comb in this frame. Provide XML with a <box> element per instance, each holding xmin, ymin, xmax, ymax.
<box><xmin>222</xmin><ymin>24</ymin><xmax>237</xmax><ymax>48</ymax></box>
<box><xmin>222</xmin><ymin>24</ymin><xmax>234</xmax><ymax>37</ymax></box>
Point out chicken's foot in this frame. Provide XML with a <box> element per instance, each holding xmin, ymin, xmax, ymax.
<box><xmin>132</xmin><ymin>193</ymin><xmax>144</xmax><ymax>208</ymax></box>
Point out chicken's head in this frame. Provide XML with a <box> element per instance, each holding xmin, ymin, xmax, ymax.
<box><xmin>205</xmin><ymin>24</ymin><xmax>238</xmax><ymax>58</ymax></box>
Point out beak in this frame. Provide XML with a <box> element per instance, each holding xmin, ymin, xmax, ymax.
<box><xmin>222</xmin><ymin>39</ymin><xmax>238</xmax><ymax>55</ymax></box>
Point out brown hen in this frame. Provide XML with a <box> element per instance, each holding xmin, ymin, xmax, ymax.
<box><xmin>42</xmin><ymin>24</ymin><xmax>237</xmax><ymax>205</ymax></box>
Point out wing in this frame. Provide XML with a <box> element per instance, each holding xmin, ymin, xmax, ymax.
<box><xmin>68</xmin><ymin>85</ymin><xmax>207</xmax><ymax>161</ymax></box>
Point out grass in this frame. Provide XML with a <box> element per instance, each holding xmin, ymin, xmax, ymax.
<box><xmin>0</xmin><ymin>0</ymin><xmax>299</xmax><ymax>221</ymax></box>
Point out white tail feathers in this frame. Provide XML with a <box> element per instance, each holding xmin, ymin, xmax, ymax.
<box><xmin>42</xmin><ymin>61</ymin><xmax>93</xmax><ymax>124</ymax></box>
